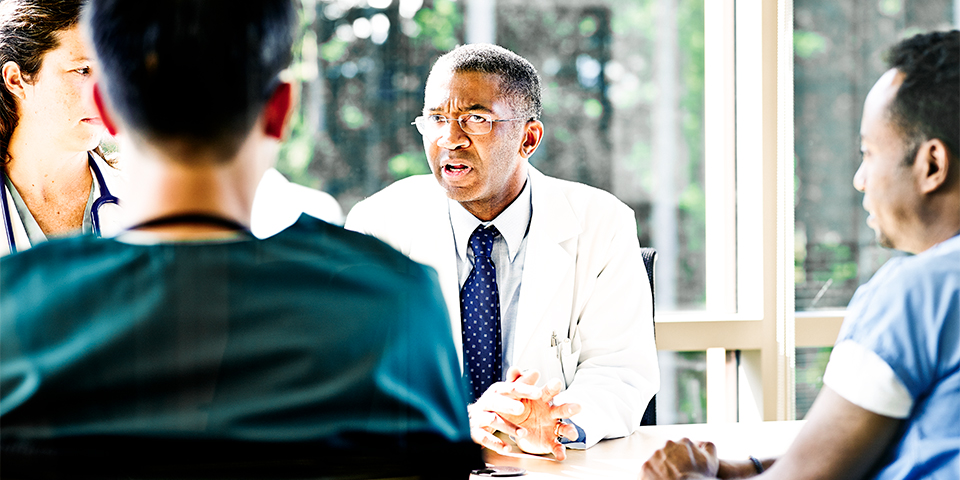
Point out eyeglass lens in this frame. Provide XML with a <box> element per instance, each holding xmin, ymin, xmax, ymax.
<box><xmin>415</xmin><ymin>115</ymin><xmax>493</xmax><ymax>136</ymax></box>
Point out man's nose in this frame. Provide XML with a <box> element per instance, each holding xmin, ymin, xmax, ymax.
<box><xmin>436</xmin><ymin>120</ymin><xmax>470</xmax><ymax>150</ymax></box>
<box><xmin>853</xmin><ymin>162</ymin><xmax>866</xmax><ymax>192</ymax></box>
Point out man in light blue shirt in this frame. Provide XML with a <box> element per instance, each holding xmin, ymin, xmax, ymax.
<box><xmin>642</xmin><ymin>30</ymin><xmax>959</xmax><ymax>480</ymax></box>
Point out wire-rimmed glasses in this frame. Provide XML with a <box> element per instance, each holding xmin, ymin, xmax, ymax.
<box><xmin>411</xmin><ymin>113</ymin><xmax>527</xmax><ymax>136</ymax></box>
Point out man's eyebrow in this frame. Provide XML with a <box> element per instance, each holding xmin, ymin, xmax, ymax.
<box><xmin>462</xmin><ymin>104</ymin><xmax>493</xmax><ymax>113</ymax></box>
<box><xmin>425</xmin><ymin>104</ymin><xmax>494</xmax><ymax>114</ymax></box>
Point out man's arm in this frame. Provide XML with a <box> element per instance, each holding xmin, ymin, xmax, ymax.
<box><xmin>760</xmin><ymin>386</ymin><xmax>901</xmax><ymax>479</ymax></box>
<box><xmin>554</xmin><ymin>200</ymin><xmax>659</xmax><ymax>446</ymax></box>
<box><xmin>640</xmin><ymin>386</ymin><xmax>902</xmax><ymax>480</ymax></box>
<box><xmin>482</xmin><ymin>199</ymin><xmax>657</xmax><ymax>451</ymax></box>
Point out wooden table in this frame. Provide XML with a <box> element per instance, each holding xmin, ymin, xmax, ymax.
<box><xmin>472</xmin><ymin>421</ymin><xmax>806</xmax><ymax>479</ymax></box>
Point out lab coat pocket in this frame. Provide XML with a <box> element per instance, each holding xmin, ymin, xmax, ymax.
<box><xmin>559</xmin><ymin>335</ymin><xmax>581</xmax><ymax>387</ymax></box>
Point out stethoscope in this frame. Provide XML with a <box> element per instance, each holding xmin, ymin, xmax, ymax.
<box><xmin>1</xmin><ymin>153</ymin><xmax>119</xmax><ymax>254</ymax></box>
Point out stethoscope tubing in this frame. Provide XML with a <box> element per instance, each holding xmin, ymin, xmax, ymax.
<box><xmin>1</xmin><ymin>179</ymin><xmax>17</xmax><ymax>254</ymax></box>
<box><xmin>2</xmin><ymin>153</ymin><xmax>118</xmax><ymax>253</ymax></box>
<box><xmin>88</xmin><ymin>153</ymin><xmax>120</xmax><ymax>236</ymax></box>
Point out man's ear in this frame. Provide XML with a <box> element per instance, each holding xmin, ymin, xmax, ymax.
<box><xmin>914</xmin><ymin>138</ymin><xmax>952</xmax><ymax>194</ymax></box>
<box><xmin>263</xmin><ymin>82</ymin><xmax>294</xmax><ymax>140</ymax></box>
<box><xmin>2</xmin><ymin>61</ymin><xmax>27</xmax><ymax>101</ymax></box>
<box><xmin>519</xmin><ymin>119</ymin><xmax>544</xmax><ymax>159</ymax></box>
<box><xmin>92</xmin><ymin>83</ymin><xmax>120</xmax><ymax>136</ymax></box>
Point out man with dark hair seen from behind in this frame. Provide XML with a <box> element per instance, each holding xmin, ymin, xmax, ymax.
<box><xmin>347</xmin><ymin>43</ymin><xmax>659</xmax><ymax>459</ymax></box>
<box><xmin>642</xmin><ymin>30</ymin><xmax>959</xmax><ymax>480</ymax></box>
<box><xmin>0</xmin><ymin>1</ymin><xmax>479</xmax><ymax>477</ymax></box>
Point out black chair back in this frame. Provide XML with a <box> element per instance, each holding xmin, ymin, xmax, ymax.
<box><xmin>639</xmin><ymin>247</ymin><xmax>657</xmax><ymax>426</ymax></box>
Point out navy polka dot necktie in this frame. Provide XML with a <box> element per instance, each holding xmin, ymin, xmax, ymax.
<box><xmin>461</xmin><ymin>225</ymin><xmax>503</xmax><ymax>401</ymax></box>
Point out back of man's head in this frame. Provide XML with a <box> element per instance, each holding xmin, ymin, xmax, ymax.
<box><xmin>85</xmin><ymin>0</ymin><xmax>295</xmax><ymax>160</ymax></box>
<box><xmin>884</xmin><ymin>30</ymin><xmax>959</xmax><ymax>162</ymax></box>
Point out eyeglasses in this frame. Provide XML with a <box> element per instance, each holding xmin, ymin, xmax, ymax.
<box><xmin>412</xmin><ymin>113</ymin><xmax>527</xmax><ymax>136</ymax></box>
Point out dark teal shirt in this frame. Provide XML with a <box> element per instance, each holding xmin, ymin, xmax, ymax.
<box><xmin>1</xmin><ymin>216</ymin><xmax>471</xmax><ymax>460</ymax></box>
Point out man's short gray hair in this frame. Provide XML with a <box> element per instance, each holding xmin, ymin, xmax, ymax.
<box><xmin>428</xmin><ymin>43</ymin><xmax>542</xmax><ymax>120</ymax></box>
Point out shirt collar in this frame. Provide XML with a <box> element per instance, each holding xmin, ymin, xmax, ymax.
<box><xmin>450</xmin><ymin>177</ymin><xmax>532</xmax><ymax>263</ymax></box>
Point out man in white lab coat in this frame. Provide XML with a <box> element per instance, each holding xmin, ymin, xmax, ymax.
<box><xmin>347</xmin><ymin>43</ymin><xmax>659</xmax><ymax>459</ymax></box>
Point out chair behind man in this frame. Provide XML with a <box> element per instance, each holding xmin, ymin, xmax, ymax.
<box><xmin>639</xmin><ymin>247</ymin><xmax>657</xmax><ymax>426</ymax></box>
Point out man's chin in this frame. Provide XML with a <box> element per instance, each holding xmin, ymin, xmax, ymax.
<box><xmin>876</xmin><ymin>230</ymin><xmax>895</xmax><ymax>249</ymax></box>
<box><xmin>440</xmin><ymin>183</ymin><xmax>476</xmax><ymax>203</ymax></box>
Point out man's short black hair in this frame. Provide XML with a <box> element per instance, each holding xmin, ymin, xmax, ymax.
<box><xmin>884</xmin><ymin>30</ymin><xmax>959</xmax><ymax>163</ymax></box>
<box><xmin>429</xmin><ymin>43</ymin><xmax>542</xmax><ymax>121</ymax></box>
<box><xmin>85</xmin><ymin>0</ymin><xmax>295</xmax><ymax>160</ymax></box>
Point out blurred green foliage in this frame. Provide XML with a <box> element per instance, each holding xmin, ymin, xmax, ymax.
<box><xmin>794</xmin><ymin>30</ymin><xmax>827</xmax><ymax>58</ymax></box>
<box><xmin>674</xmin><ymin>351</ymin><xmax>707</xmax><ymax>424</ymax></box>
<box><xmin>339</xmin><ymin>104</ymin><xmax>367</xmax><ymax>130</ymax></box>
<box><xmin>413</xmin><ymin>0</ymin><xmax>461</xmax><ymax>50</ymax></box>
<box><xmin>796</xmin><ymin>346</ymin><xmax>832</xmax><ymax>418</ymax></box>
<box><xmin>579</xmin><ymin>16</ymin><xmax>599</xmax><ymax>36</ymax></box>
<box><xmin>583</xmin><ymin>98</ymin><xmax>603</xmax><ymax>118</ymax></box>
<box><xmin>321</xmin><ymin>37</ymin><xmax>348</xmax><ymax>63</ymax></box>
<box><xmin>677</xmin><ymin>0</ymin><xmax>706</xmax><ymax>304</ymax></box>
<box><xmin>878</xmin><ymin>0</ymin><xmax>904</xmax><ymax>16</ymax></box>
<box><xmin>388</xmin><ymin>150</ymin><xmax>431</xmax><ymax>179</ymax></box>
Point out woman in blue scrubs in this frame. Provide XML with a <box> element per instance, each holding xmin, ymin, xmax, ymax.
<box><xmin>0</xmin><ymin>0</ymin><xmax>123</xmax><ymax>256</ymax></box>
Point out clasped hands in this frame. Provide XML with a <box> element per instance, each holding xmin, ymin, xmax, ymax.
<box><xmin>468</xmin><ymin>366</ymin><xmax>582</xmax><ymax>460</ymax></box>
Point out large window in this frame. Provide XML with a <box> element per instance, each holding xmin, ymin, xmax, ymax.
<box><xmin>794</xmin><ymin>0</ymin><xmax>954</xmax><ymax>312</ymax></box>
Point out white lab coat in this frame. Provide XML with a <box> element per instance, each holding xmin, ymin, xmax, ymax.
<box><xmin>251</xmin><ymin>168</ymin><xmax>344</xmax><ymax>238</ymax></box>
<box><xmin>346</xmin><ymin>165</ymin><xmax>659</xmax><ymax>447</ymax></box>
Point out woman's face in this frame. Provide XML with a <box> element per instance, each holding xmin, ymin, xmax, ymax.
<box><xmin>17</xmin><ymin>26</ymin><xmax>104</xmax><ymax>154</ymax></box>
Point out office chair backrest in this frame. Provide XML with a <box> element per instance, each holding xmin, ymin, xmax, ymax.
<box><xmin>639</xmin><ymin>247</ymin><xmax>657</xmax><ymax>426</ymax></box>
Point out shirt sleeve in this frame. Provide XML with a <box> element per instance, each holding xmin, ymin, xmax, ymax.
<box><xmin>823</xmin><ymin>339</ymin><xmax>913</xmax><ymax>418</ymax></box>
<box><xmin>825</xmin><ymin>250</ymin><xmax>958</xmax><ymax>419</ymax></box>
<box><xmin>558</xmin><ymin>420</ymin><xmax>586</xmax><ymax>448</ymax></box>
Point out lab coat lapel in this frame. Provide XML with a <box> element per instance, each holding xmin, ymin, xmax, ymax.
<box><xmin>513</xmin><ymin>168</ymin><xmax>581</xmax><ymax>364</ymax></box>
<box><xmin>0</xmin><ymin>175</ymin><xmax>30</xmax><ymax>256</ymax></box>
<box><xmin>1</xmin><ymin>184</ymin><xmax>29</xmax><ymax>256</ymax></box>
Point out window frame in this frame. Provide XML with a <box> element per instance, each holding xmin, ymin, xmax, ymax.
<box><xmin>656</xmin><ymin>0</ymin><xmax>845</xmax><ymax>422</ymax></box>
